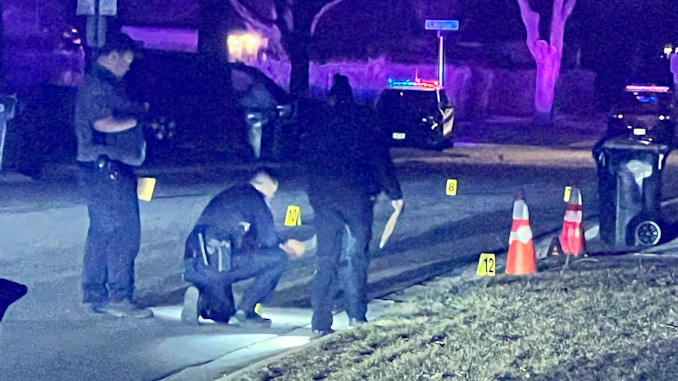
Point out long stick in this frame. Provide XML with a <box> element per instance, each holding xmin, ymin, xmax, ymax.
<box><xmin>197</xmin><ymin>233</ymin><xmax>209</xmax><ymax>266</ymax></box>
<box><xmin>217</xmin><ymin>244</ymin><xmax>223</xmax><ymax>272</ymax></box>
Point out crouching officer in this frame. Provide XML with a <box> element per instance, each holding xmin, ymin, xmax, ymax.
<box><xmin>181</xmin><ymin>169</ymin><xmax>305</xmax><ymax>326</ymax></box>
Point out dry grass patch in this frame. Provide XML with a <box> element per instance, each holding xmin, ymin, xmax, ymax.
<box><xmin>233</xmin><ymin>256</ymin><xmax>678</xmax><ymax>381</ymax></box>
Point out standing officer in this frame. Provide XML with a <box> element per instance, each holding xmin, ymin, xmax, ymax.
<box><xmin>304</xmin><ymin>74</ymin><xmax>404</xmax><ymax>338</ymax></box>
<box><xmin>181</xmin><ymin>169</ymin><xmax>305</xmax><ymax>326</ymax></box>
<box><xmin>74</xmin><ymin>32</ymin><xmax>151</xmax><ymax>318</ymax></box>
<box><xmin>0</xmin><ymin>279</ymin><xmax>27</xmax><ymax>323</ymax></box>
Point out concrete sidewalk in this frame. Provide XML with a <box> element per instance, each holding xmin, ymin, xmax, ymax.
<box><xmin>153</xmin><ymin>299</ymin><xmax>395</xmax><ymax>381</ymax></box>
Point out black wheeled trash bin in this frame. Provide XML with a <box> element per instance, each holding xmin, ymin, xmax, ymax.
<box><xmin>0</xmin><ymin>94</ymin><xmax>18</xmax><ymax>173</ymax></box>
<box><xmin>593</xmin><ymin>136</ymin><xmax>672</xmax><ymax>250</ymax></box>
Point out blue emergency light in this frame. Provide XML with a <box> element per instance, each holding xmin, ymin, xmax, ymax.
<box><xmin>625</xmin><ymin>85</ymin><xmax>670</xmax><ymax>93</ymax></box>
<box><xmin>388</xmin><ymin>78</ymin><xmax>439</xmax><ymax>88</ymax></box>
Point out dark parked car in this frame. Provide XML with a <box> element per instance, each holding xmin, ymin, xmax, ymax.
<box><xmin>606</xmin><ymin>84</ymin><xmax>676</xmax><ymax>145</ymax></box>
<box><xmin>375</xmin><ymin>79</ymin><xmax>455</xmax><ymax>149</ymax></box>
<box><xmin>7</xmin><ymin>50</ymin><xmax>294</xmax><ymax>176</ymax></box>
<box><xmin>125</xmin><ymin>51</ymin><xmax>293</xmax><ymax>165</ymax></box>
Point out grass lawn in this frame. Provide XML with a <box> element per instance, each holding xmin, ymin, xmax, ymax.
<box><xmin>234</xmin><ymin>255</ymin><xmax>678</xmax><ymax>381</ymax></box>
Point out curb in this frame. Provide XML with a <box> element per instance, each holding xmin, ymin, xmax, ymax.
<box><xmin>1</xmin><ymin>143</ymin><xmax>597</xmax><ymax>185</ymax></box>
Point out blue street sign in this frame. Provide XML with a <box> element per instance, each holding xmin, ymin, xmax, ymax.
<box><xmin>425</xmin><ymin>19</ymin><xmax>459</xmax><ymax>31</ymax></box>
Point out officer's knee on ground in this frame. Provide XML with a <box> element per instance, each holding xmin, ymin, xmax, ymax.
<box><xmin>274</xmin><ymin>248</ymin><xmax>289</xmax><ymax>270</ymax></box>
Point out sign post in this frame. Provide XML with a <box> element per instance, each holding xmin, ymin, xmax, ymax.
<box><xmin>77</xmin><ymin>0</ymin><xmax>117</xmax><ymax>50</ymax></box>
<box><xmin>425</xmin><ymin>19</ymin><xmax>459</xmax><ymax>88</ymax></box>
<box><xmin>0</xmin><ymin>95</ymin><xmax>17</xmax><ymax>173</ymax></box>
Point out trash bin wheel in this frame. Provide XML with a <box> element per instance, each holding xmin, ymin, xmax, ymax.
<box><xmin>635</xmin><ymin>220</ymin><xmax>661</xmax><ymax>247</ymax></box>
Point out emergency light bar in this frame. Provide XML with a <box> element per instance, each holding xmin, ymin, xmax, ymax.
<box><xmin>625</xmin><ymin>85</ymin><xmax>670</xmax><ymax>93</ymax></box>
<box><xmin>388</xmin><ymin>78</ymin><xmax>439</xmax><ymax>89</ymax></box>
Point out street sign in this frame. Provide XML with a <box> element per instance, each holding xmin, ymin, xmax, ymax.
<box><xmin>77</xmin><ymin>0</ymin><xmax>96</xmax><ymax>15</ymax></box>
<box><xmin>425</xmin><ymin>19</ymin><xmax>459</xmax><ymax>31</ymax></box>
<box><xmin>77</xmin><ymin>0</ymin><xmax>117</xmax><ymax>16</ymax></box>
<box><xmin>99</xmin><ymin>0</ymin><xmax>117</xmax><ymax>16</ymax></box>
<box><xmin>425</xmin><ymin>20</ymin><xmax>459</xmax><ymax>88</ymax></box>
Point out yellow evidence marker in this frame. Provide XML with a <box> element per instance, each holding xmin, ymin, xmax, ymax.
<box><xmin>137</xmin><ymin>177</ymin><xmax>157</xmax><ymax>202</ymax></box>
<box><xmin>446</xmin><ymin>179</ymin><xmax>458</xmax><ymax>196</ymax></box>
<box><xmin>563</xmin><ymin>186</ymin><xmax>572</xmax><ymax>202</ymax></box>
<box><xmin>284</xmin><ymin>206</ymin><xmax>301</xmax><ymax>226</ymax></box>
<box><xmin>476</xmin><ymin>253</ymin><xmax>496</xmax><ymax>276</ymax></box>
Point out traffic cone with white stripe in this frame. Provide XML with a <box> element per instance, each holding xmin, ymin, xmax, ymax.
<box><xmin>506</xmin><ymin>190</ymin><xmax>537</xmax><ymax>275</ymax></box>
<box><xmin>559</xmin><ymin>182</ymin><xmax>585</xmax><ymax>256</ymax></box>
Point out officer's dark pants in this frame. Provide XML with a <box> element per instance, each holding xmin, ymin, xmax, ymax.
<box><xmin>310</xmin><ymin>198</ymin><xmax>373</xmax><ymax>331</ymax></box>
<box><xmin>184</xmin><ymin>248</ymin><xmax>288</xmax><ymax>322</ymax></box>
<box><xmin>79</xmin><ymin>161</ymin><xmax>140</xmax><ymax>304</ymax></box>
<box><xmin>0</xmin><ymin>279</ymin><xmax>28</xmax><ymax>322</ymax></box>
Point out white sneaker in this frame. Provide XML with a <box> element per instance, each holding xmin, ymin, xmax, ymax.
<box><xmin>97</xmin><ymin>299</ymin><xmax>153</xmax><ymax>319</ymax></box>
<box><xmin>181</xmin><ymin>286</ymin><xmax>200</xmax><ymax>325</ymax></box>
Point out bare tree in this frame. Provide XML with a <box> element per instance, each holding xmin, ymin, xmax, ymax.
<box><xmin>229</xmin><ymin>0</ymin><xmax>348</xmax><ymax>97</ymax></box>
<box><xmin>516</xmin><ymin>0</ymin><xmax>576</xmax><ymax>121</ymax></box>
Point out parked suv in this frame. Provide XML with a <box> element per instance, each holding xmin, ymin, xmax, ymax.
<box><xmin>606</xmin><ymin>84</ymin><xmax>676</xmax><ymax>145</ymax></box>
<box><xmin>125</xmin><ymin>51</ymin><xmax>293</xmax><ymax>165</ymax></box>
<box><xmin>375</xmin><ymin>79</ymin><xmax>455</xmax><ymax>149</ymax></box>
<box><xmin>7</xmin><ymin>50</ymin><xmax>293</xmax><ymax>176</ymax></box>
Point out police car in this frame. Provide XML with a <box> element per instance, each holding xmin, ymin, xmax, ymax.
<box><xmin>375</xmin><ymin>78</ymin><xmax>455</xmax><ymax>149</ymax></box>
<box><xmin>607</xmin><ymin>84</ymin><xmax>676</xmax><ymax>145</ymax></box>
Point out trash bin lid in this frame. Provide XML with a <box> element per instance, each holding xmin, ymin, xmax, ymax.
<box><xmin>601</xmin><ymin>135</ymin><xmax>671</xmax><ymax>154</ymax></box>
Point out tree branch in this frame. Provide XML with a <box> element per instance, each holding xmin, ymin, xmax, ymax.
<box><xmin>516</xmin><ymin>0</ymin><xmax>540</xmax><ymax>58</ymax></box>
<box><xmin>310</xmin><ymin>0</ymin><xmax>347</xmax><ymax>36</ymax></box>
<box><xmin>550</xmin><ymin>0</ymin><xmax>576</xmax><ymax>53</ymax></box>
<box><xmin>562</xmin><ymin>0</ymin><xmax>576</xmax><ymax>19</ymax></box>
<box><xmin>228</xmin><ymin>0</ymin><xmax>276</xmax><ymax>26</ymax></box>
<box><xmin>228</xmin><ymin>0</ymin><xmax>288</xmax><ymax>58</ymax></box>
<box><xmin>274</xmin><ymin>0</ymin><xmax>294</xmax><ymax>46</ymax></box>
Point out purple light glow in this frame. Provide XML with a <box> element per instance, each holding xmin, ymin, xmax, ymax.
<box><xmin>120</xmin><ymin>26</ymin><xmax>199</xmax><ymax>53</ymax></box>
<box><xmin>625</xmin><ymin>85</ymin><xmax>670</xmax><ymax>93</ymax></box>
<box><xmin>388</xmin><ymin>78</ymin><xmax>439</xmax><ymax>88</ymax></box>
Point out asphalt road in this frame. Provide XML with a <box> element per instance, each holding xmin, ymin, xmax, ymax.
<box><xmin>3</xmin><ymin>146</ymin><xmax>678</xmax><ymax>381</ymax></box>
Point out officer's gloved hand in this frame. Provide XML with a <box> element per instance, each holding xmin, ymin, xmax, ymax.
<box><xmin>280</xmin><ymin>239</ymin><xmax>305</xmax><ymax>259</ymax></box>
<box><xmin>206</xmin><ymin>238</ymin><xmax>230</xmax><ymax>254</ymax></box>
<box><xmin>392</xmin><ymin>199</ymin><xmax>404</xmax><ymax>213</ymax></box>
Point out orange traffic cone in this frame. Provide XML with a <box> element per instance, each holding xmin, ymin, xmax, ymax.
<box><xmin>506</xmin><ymin>190</ymin><xmax>537</xmax><ymax>275</ymax></box>
<box><xmin>559</xmin><ymin>182</ymin><xmax>585</xmax><ymax>256</ymax></box>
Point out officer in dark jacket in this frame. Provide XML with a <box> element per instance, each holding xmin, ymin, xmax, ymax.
<box><xmin>181</xmin><ymin>169</ymin><xmax>305</xmax><ymax>326</ymax></box>
<box><xmin>304</xmin><ymin>74</ymin><xmax>404</xmax><ymax>338</ymax></box>
<box><xmin>73</xmin><ymin>32</ymin><xmax>151</xmax><ymax>319</ymax></box>
<box><xmin>0</xmin><ymin>279</ymin><xmax>27</xmax><ymax>323</ymax></box>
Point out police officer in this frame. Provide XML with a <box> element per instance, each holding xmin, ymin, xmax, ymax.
<box><xmin>304</xmin><ymin>74</ymin><xmax>403</xmax><ymax>338</ymax></box>
<box><xmin>181</xmin><ymin>169</ymin><xmax>305</xmax><ymax>326</ymax></box>
<box><xmin>0</xmin><ymin>279</ymin><xmax>27</xmax><ymax>323</ymax></box>
<box><xmin>74</xmin><ymin>33</ymin><xmax>151</xmax><ymax>318</ymax></box>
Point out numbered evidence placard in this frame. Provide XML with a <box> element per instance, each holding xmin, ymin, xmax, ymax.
<box><xmin>137</xmin><ymin>177</ymin><xmax>156</xmax><ymax>202</ymax></box>
<box><xmin>284</xmin><ymin>206</ymin><xmax>301</xmax><ymax>226</ymax></box>
<box><xmin>446</xmin><ymin>179</ymin><xmax>458</xmax><ymax>196</ymax></box>
<box><xmin>563</xmin><ymin>186</ymin><xmax>572</xmax><ymax>202</ymax></box>
<box><xmin>476</xmin><ymin>253</ymin><xmax>496</xmax><ymax>276</ymax></box>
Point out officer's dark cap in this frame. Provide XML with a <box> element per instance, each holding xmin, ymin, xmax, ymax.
<box><xmin>99</xmin><ymin>32</ymin><xmax>142</xmax><ymax>57</ymax></box>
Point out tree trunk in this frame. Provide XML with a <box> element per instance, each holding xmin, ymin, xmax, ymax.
<box><xmin>0</xmin><ymin>0</ymin><xmax>5</xmax><ymax>91</ymax></box>
<box><xmin>517</xmin><ymin>0</ymin><xmax>574</xmax><ymax>124</ymax></box>
<box><xmin>198</xmin><ymin>0</ymin><xmax>228</xmax><ymax>57</ymax></box>
<box><xmin>533</xmin><ymin>42</ymin><xmax>561</xmax><ymax>124</ymax></box>
<box><xmin>288</xmin><ymin>11</ymin><xmax>313</xmax><ymax>98</ymax></box>
<box><xmin>289</xmin><ymin>42</ymin><xmax>310</xmax><ymax>98</ymax></box>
